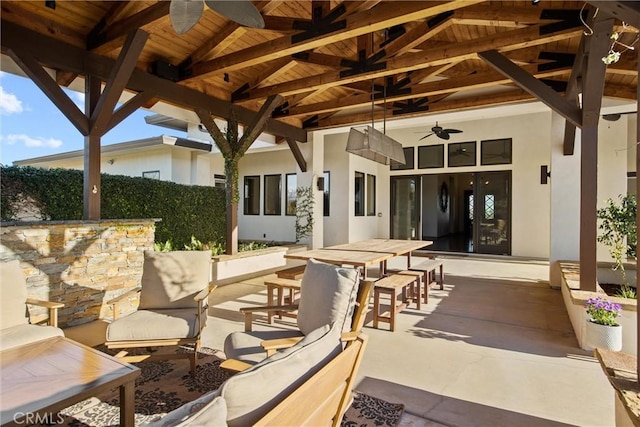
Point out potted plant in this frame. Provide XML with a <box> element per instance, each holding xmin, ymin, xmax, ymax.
<box><xmin>585</xmin><ymin>296</ymin><xmax>622</xmax><ymax>351</ymax></box>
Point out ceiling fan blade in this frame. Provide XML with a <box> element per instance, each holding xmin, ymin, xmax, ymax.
<box><xmin>205</xmin><ymin>0</ymin><xmax>265</xmax><ymax>28</ymax></box>
<box><xmin>170</xmin><ymin>0</ymin><xmax>204</xmax><ymax>35</ymax></box>
<box><xmin>443</xmin><ymin>129</ymin><xmax>462</xmax><ymax>134</ymax></box>
<box><xmin>418</xmin><ymin>133</ymin><xmax>434</xmax><ymax>141</ymax></box>
<box><xmin>439</xmin><ymin>132</ymin><xmax>450</xmax><ymax>140</ymax></box>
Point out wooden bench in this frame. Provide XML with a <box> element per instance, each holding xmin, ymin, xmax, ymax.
<box><xmin>373</xmin><ymin>273</ymin><xmax>421</xmax><ymax>332</ymax></box>
<box><xmin>409</xmin><ymin>259</ymin><xmax>444</xmax><ymax>298</ymax></box>
<box><xmin>263</xmin><ymin>278</ymin><xmax>302</xmax><ymax>323</ymax></box>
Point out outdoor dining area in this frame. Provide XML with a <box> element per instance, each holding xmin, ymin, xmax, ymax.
<box><xmin>0</xmin><ymin>238</ymin><xmax>615</xmax><ymax>426</ymax></box>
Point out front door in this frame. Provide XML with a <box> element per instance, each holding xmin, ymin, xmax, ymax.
<box><xmin>474</xmin><ymin>171</ymin><xmax>511</xmax><ymax>255</ymax></box>
<box><xmin>390</xmin><ymin>176</ymin><xmax>420</xmax><ymax>240</ymax></box>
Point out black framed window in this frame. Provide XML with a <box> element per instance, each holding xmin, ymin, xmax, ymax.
<box><xmin>366</xmin><ymin>174</ymin><xmax>376</xmax><ymax>216</ymax></box>
<box><xmin>285</xmin><ymin>173</ymin><xmax>296</xmax><ymax>216</ymax></box>
<box><xmin>390</xmin><ymin>147</ymin><xmax>415</xmax><ymax>170</ymax></box>
<box><xmin>355</xmin><ymin>171</ymin><xmax>365</xmax><ymax>216</ymax></box>
<box><xmin>244</xmin><ymin>175</ymin><xmax>260</xmax><ymax>215</ymax></box>
<box><xmin>418</xmin><ymin>144</ymin><xmax>445</xmax><ymax>168</ymax></box>
<box><xmin>264</xmin><ymin>174</ymin><xmax>282</xmax><ymax>215</ymax></box>
<box><xmin>481</xmin><ymin>138</ymin><xmax>512</xmax><ymax>165</ymax></box>
<box><xmin>448</xmin><ymin>142</ymin><xmax>476</xmax><ymax>167</ymax></box>
<box><xmin>323</xmin><ymin>171</ymin><xmax>330</xmax><ymax>216</ymax></box>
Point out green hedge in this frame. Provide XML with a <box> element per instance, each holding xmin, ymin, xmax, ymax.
<box><xmin>0</xmin><ymin>166</ymin><xmax>226</xmax><ymax>247</ymax></box>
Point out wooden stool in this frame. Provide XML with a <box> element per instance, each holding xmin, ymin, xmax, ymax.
<box><xmin>373</xmin><ymin>273</ymin><xmax>420</xmax><ymax>332</ymax></box>
<box><xmin>391</xmin><ymin>270</ymin><xmax>425</xmax><ymax>308</ymax></box>
<box><xmin>409</xmin><ymin>259</ymin><xmax>444</xmax><ymax>303</ymax></box>
<box><xmin>276</xmin><ymin>264</ymin><xmax>306</xmax><ymax>280</ymax></box>
<box><xmin>264</xmin><ymin>278</ymin><xmax>302</xmax><ymax>323</ymax></box>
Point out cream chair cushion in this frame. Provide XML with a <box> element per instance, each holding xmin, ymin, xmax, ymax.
<box><xmin>144</xmin><ymin>393</ymin><xmax>227</xmax><ymax>427</ymax></box>
<box><xmin>296</xmin><ymin>259</ymin><xmax>360</xmax><ymax>335</ymax></box>
<box><xmin>1</xmin><ymin>260</ymin><xmax>29</xmax><ymax>329</ymax></box>
<box><xmin>223</xmin><ymin>329</ymin><xmax>303</xmax><ymax>365</ymax></box>
<box><xmin>139</xmin><ymin>251</ymin><xmax>211</xmax><ymax>310</ymax></box>
<box><xmin>222</xmin><ymin>322</ymin><xmax>341</xmax><ymax>427</ymax></box>
<box><xmin>1</xmin><ymin>323</ymin><xmax>64</xmax><ymax>351</ymax></box>
<box><xmin>106</xmin><ymin>308</ymin><xmax>202</xmax><ymax>342</ymax></box>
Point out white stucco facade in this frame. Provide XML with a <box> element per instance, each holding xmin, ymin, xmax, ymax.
<box><xmin>13</xmin><ymin>102</ymin><xmax>633</xmax><ymax>264</ymax></box>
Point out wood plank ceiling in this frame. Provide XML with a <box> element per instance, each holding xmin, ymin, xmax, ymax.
<box><xmin>1</xmin><ymin>0</ymin><xmax>638</xmax><ymax>139</ymax></box>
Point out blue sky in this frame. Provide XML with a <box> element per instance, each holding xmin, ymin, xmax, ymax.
<box><xmin>0</xmin><ymin>72</ymin><xmax>170</xmax><ymax>166</ymax></box>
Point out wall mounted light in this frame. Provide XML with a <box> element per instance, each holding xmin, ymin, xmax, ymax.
<box><xmin>540</xmin><ymin>165</ymin><xmax>551</xmax><ymax>184</ymax></box>
<box><xmin>317</xmin><ymin>176</ymin><xmax>325</xmax><ymax>191</ymax></box>
<box><xmin>107</xmin><ymin>159</ymin><xmax>115</xmax><ymax>165</ymax></box>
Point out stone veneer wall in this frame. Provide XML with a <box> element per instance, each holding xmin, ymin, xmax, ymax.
<box><xmin>0</xmin><ymin>219</ymin><xmax>156</xmax><ymax>328</ymax></box>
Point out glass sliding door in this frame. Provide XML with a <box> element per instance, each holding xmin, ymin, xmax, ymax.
<box><xmin>391</xmin><ymin>176</ymin><xmax>420</xmax><ymax>240</ymax></box>
<box><xmin>474</xmin><ymin>171</ymin><xmax>511</xmax><ymax>255</ymax></box>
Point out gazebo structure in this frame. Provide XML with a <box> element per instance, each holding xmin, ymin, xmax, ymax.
<box><xmin>1</xmin><ymin>0</ymin><xmax>639</xmax><ymax>357</ymax></box>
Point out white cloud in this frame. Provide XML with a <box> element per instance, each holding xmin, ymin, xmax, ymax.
<box><xmin>4</xmin><ymin>134</ymin><xmax>63</xmax><ymax>148</ymax></box>
<box><xmin>0</xmin><ymin>86</ymin><xmax>24</xmax><ymax>115</ymax></box>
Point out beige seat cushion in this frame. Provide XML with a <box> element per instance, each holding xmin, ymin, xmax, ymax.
<box><xmin>223</xmin><ymin>329</ymin><xmax>303</xmax><ymax>365</ymax></box>
<box><xmin>143</xmin><ymin>392</ymin><xmax>227</xmax><ymax>427</ymax></box>
<box><xmin>0</xmin><ymin>323</ymin><xmax>64</xmax><ymax>351</ymax></box>
<box><xmin>221</xmin><ymin>322</ymin><xmax>341</xmax><ymax>427</ymax></box>
<box><xmin>297</xmin><ymin>259</ymin><xmax>360</xmax><ymax>335</ymax></box>
<box><xmin>139</xmin><ymin>251</ymin><xmax>211</xmax><ymax>310</ymax></box>
<box><xmin>106</xmin><ymin>308</ymin><xmax>202</xmax><ymax>342</ymax></box>
<box><xmin>0</xmin><ymin>259</ymin><xmax>29</xmax><ymax>330</ymax></box>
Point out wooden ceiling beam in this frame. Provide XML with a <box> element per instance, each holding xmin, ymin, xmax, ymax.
<box><xmin>238</xmin><ymin>94</ymin><xmax>284</xmax><ymax>154</ymax></box>
<box><xmin>181</xmin><ymin>23</ymin><xmax>241</xmax><ymax>68</ymax></box>
<box><xmin>286</xmin><ymin>137</ymin><xmax>307</xmax><ymax>172</ymax></box>
<box><xmin>90</xmin><ymin>29</ymin><xmax>148</xmax><ymax>136</ymax></box>
<box><xmin>1</xmin><ymin>20</ymin><xmax>306</xmax><ymax>141</ymax></box>
<box><xmin>478</xmin><ymin>49</ymin><xmax>581</xmax><ymax>127</ymax></box>
<box><xmin>311</xmin><ymin>90</ymin><xmax>534</xmax><ymax>129</ymax></box>
<box><xmin>452</xmin><ymin>4</ymin><xmax>565</xmax><ymax>24</ymax></box>
<box><xmin>56</xmin><ymin>70</ymin><xmax>77</xmax><ymax>87</ymax></box>
<box><xmin>384</xmin><ymin>15</ymin><xmax>454</xmax><ymax>58</ymax></box>
<box><xmin>188</xmin><ymin>0</ymin><xmax>483</xmax><ymax>78</ymax></box>
<box><xmin>280</xmin><ymin>66</ymin><xmax>570</xmax><ymax>119</ymax></box>
<box><xmin>232</xmin><ymin>57</ymin><xmax>296</xmax><ymax>101</ymax></box>
<box><xmin>6</xmin><ymin>47</ymin><xmax>89</xmax><ymax>135</ymax></box>
<box><xmin>87</xmin><ymin>2</ymin><xmax>169</xmax><ymax>53</ymax></box>
<box><xmin>239</xmin><ymin>24</ymin><xmax>583</xmax><ymax>102</ymax></box>
<box><xmin>106</xmin><ymin>91</ymin><xmax>154</xmax><ymax>134</ymax></box>
<box><xmin>87</xmin><ymin>1</ymin><xmax>130</xmax><ymax>43</ymax></box>
<box><xmin>587</xmin><ymin>1</ymin><xmax>640</xmax><ymax>31</ymax></box>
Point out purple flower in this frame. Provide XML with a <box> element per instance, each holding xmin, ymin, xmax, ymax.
<box><xmin>586</xmin><ymin>296</ymin><xmax>622</xmax><ymax>326</ymax></box>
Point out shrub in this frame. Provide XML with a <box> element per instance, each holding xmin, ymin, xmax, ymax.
<box><xmin>1</xmin><ymin>166</ymin><xmax>226</xmax><ymax>248</ymax></box>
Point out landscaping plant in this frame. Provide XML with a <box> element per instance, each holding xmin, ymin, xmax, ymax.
<box><xmin>597</xmin><ymin>194</ymin><xmax>637</xmax><ymax>298</ymax></box>
<box><xmin>585</xmin><ymin>296</ymin><xmax>622</xmax><ymax>326</ymax></box>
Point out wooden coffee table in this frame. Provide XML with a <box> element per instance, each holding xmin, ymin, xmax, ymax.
<box><xmin>1</xmin><ymin>336</ymin><xmax>140</xmax><ymax>426</ymax></box>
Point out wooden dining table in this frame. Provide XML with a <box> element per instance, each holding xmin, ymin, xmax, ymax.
<box><xmin>285</xmin><ymin>239</ymin><xmax>431</xmax><ymax>277</ymax></box>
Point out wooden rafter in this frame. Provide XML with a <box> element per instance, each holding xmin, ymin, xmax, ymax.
<box><xmin>188</xmin><ymin>0</ymin><xmax>482</xmax><ymax>79</ymax></box>
<box><xmin>0</xmin><ymin>20</ymin><xmax>306</xmax><ymax>142</ymax></box>
<box><xmin>587</xmin><ymin>1</ymin><xmax>640</xmax><ymax>30</ymax></box>
<box><xmin>87</xmin><ymin>2</ymin><xmax>169</xmax><ymax>53</ymax></box>
<box><xmin>7</xmin><ymin>47</ymin><xmax>88</xmax><ymax>135</ymax></box>
<box><xmin>106</xmin><ymin>91</ymin><xmax>154</xmax><ymax>134</ymax></box>
<box><xmin>235</xmin><ymin>24</ymin><xmax>584</xmax><ymax>102</ymax></box>
<box><xmin>478</xmin><ymin>50</ymin><xmax>581</xmax><ymax>127</ymax></box>
<box><xmin>287</xmin><ymin>137</ymin><xmax>307</xmax><ymax>172</ymax></box>
<box><xmin>90</xmin><ymin>29</ymin><xmax>148</xmax><ymax>136</ymax></box>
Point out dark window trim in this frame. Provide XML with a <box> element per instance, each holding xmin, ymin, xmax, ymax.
<box><xmin>355</xmin><ymin>171</ymin><xmax>365</xmax><ymax>217</ymax></box>
<box><xmin>367</xmin><ymin>174</ymin><xmax>376</xmax><ymax>216</ymax></box>
<box><xmin>263</xmin><ymin>174</ymin><xmax>282</xmax><ymax>216</ymax></box>
<box><xmin>243</xmin><ymin>175</ymin><xmax>260</xmax><ymax>215</ymax></box>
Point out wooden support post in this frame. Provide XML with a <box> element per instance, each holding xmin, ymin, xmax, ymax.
<box><xmin>84</xmin><ymin>75</ymin><xmax>102</xmax><ymax>220</ymax></box>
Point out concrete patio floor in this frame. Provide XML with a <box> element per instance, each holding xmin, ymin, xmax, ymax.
<box><xmin>202</xmin><ymin>255</ymin><xmax>614</xmax><ymax>427</ymax></box>
<box><xmin>64</xmin><ymin>255</ymin><xmax>614</xmax><ymax>426</ymax></box>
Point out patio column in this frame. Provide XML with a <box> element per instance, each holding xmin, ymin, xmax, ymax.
<box><xmin>297</xmin><ymin>132</ymin><xmax>324</xmax><ymax>249</ymax></box>
<box><xmin>549</xmin><ymin>112</ymin><xmax>581</xmax><ymax>286</ymax></box>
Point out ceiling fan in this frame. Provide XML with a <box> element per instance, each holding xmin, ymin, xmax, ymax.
<box><xmin>602</xmin><ymin>111</ymin><xmax>636</xmax><ymax>122</ymax></box>
<box><xmin>169</xmin><ymin>0</ymin><xmax>265</xmax><ymax>35</ymax></box>
<box><xmin>417</xmin><ymin>122</ymin><xmax>463</xmax><ymax>141</ymax></box>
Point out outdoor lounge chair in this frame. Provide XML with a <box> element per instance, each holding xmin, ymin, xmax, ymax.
<box><xmin>221</xmin><ymin>258</ymin><xmax>373</xmax><ymax>370</ymax></box>
<box><xmin>0</xmin><ymin>259</ymin><xmax>65</xmax><ymax>351</ymax></box>
<box><xmin>144</xmin><ymin>322</ymin><xmax>368</xmax><ymax>427</ymax></box>
<box><xmin>105</xmin><ymin>250</ymin><xmax>215</xmax><ymax>375</ymax></box>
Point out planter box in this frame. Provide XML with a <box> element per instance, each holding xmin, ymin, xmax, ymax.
<box><xmin>211</xmin><ymin>246</ymin><xmax>304</xmax><ymax>286</ymax></box>
<box><xmin>560</xmin><ymin>262</ymin><xmax>637</xmax><ymax>355</ymax></box>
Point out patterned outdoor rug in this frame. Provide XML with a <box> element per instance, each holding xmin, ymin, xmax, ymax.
<box><xmin>47</xmin><ymin>347</ymin><xmax>403</xmax><ymax>427</ymax></box>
